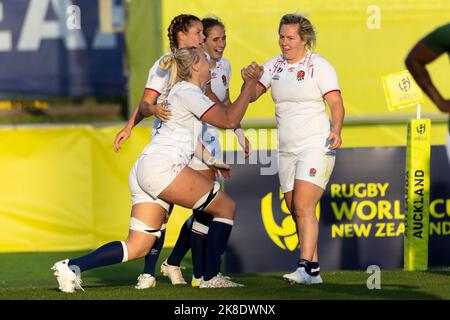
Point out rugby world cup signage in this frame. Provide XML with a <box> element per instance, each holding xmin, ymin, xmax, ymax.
<box><xmin>224</xmin><ymin>146</ymin><xmax>450</xmax><ymax>273</ymax></box>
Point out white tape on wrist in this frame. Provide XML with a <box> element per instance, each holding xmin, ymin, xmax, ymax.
<box><xmin>234</xmin><ymin>128</ymin><xmax>251</xmax><ymax>154</ymax></box>
<box><xmin>234</xmin><ymin>128</ymin><xmax>246</xmax><ymax>147</ymax></box>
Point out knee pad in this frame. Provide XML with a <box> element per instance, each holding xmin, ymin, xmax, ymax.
<box><xmin>129</xmin><ymin>217</ymin><xmax>162</xmax><ymax>238</ymax></box>
<box><xmin>192</xmin><ymin>182</ymin><xmax>220</xmax><ymax>211</ymax></box>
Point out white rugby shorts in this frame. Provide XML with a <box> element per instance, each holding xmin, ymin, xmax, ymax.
<box><xmin>128</xmin><ymin>158</ymin><xmax>171</xmax><ymax>211</ymax></box>
<box><xmin>137</xmin><ymin>151</ymin><xmax>189</xmax><ymax>199</ymax></box>
<box><xmin>278</xmin><ymin>146</ymin><xmax>335</xmax><ymax>193</ymax></box>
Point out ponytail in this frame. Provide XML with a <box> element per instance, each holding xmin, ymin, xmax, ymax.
<box><xmin>158</xmin><ymin>47</ymin><xmax>200</xmax><ymax>86</ymax></box>
<box><xmin>159</xmin><ymin>53</ymin><xmax>178</xmax><ymax>86</ymax></box>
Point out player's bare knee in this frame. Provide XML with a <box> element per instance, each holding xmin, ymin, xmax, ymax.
<box><xmin>212</xmin><ymin>196</ymin><xmax>236</xmax><ymax>219</ymax></box>
<box><xmin>135</xmin><ymin>245</ymin><xmax>152</xmax><ymax>259</ymax></box>
<box><xmin>226</xmin><ymin>198</ymin><xmax>237</xmax><ymax>218</ymax></box>
<box><xmin>220</xmin><ymin>191</ymin><xmax>236</xmax><ymax>212</ymax></box>
<box><xmin>293</xmin><ymin>205</ymin><xmax>308</xmax><ymax>219</ymax></box>
<box><xmin>294</xmin><ymin>200</ymin><xmax>316</xmax><ymax>215</ymax></box>
<box><xmin>126</xmin><ymin>242</ymin><xmax>149</xmax><ymax>260</ymax></box>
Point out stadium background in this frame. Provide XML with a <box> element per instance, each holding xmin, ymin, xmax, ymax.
<box><xmin>0</xmin><ymin>0</ymin><xmax>449</xmax><ymax>272</ymax></box>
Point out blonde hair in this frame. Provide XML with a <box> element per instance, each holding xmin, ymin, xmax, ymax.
<box><xmin>279</xmin><ymin>13</ymin><xmax>316</xmax><ymax>50</ymax></box>
<box><xmin>159</xmin><ymin>47</ymin><xmax>201</xmax><ymax>86</ymax></box>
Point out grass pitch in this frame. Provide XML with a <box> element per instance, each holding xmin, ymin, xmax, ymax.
<box><xmin>0</xmin><ymin>250</ymin><xmax>449</xmax><ymax>300</ymax></box>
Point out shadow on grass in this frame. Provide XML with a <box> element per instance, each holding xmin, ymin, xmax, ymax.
<box><xmin>68</xmin><ymin>251</ymin><xmax>194</xmax><ymax>287</ymax></box>
<box><xmin>242</xmin><ymin>274</ymin><xmax>442</xmax><ymax>300</ymax></box>
<box><xmin>46</xmin><ymin>265</ymin><xmax>447</xmax><ymax>300</ymax></box>
<box><xmin>312</xmin><ymin>283</ymin><xmax>440</xmax><ymax>300</ymax></box>
<box><xmin>425</xmin><ymin>268</ymin><xmax>450</xmax><ymax>277</ymax></box>
<box><xmin>1</xmin><ymin>252</ymin><xmax>447</xmax><ymax>300</ymax></box>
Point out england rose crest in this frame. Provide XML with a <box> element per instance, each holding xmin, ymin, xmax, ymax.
<box><xmin>297</xmin><ymin>70</ymin><xmax>305</xmax><ymax>81</ymax></box>
<box><xmin>222</xmin><ymin>75</ymin><xmax>227</xmax><ymax>87</ymax></box>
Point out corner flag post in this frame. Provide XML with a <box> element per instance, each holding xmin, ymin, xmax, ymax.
<box><xmin>382</xmin><ymin>70</ymin><xmax>429</xmax><ymax>271</ymax></box>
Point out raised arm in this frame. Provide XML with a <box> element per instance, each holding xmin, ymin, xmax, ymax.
<box><xmin>242</xmin><ymin>63</ymin><xmax>266</xmax><ymax>102</ymax></box>
<box><xmin>209</xmin><ymin>76</ymin><xmax>252</xmax><ymax>158</ymax></box>
<box><xmin>251</xmin><ymin>82</ymin><xmax>267</xmax><ymax>103</ymax></box>
<box><xmin>200</xmin><ymin>64</ymin><xmax>263</xmax><ymax>129</ymax></box>
<box><xmin>405</xmin><ymin>41</ymin><xmax>449</xmax><ymax>113</ymax></box>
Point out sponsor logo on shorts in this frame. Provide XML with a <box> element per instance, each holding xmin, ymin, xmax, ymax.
<box><xmin>309</xmin><ymin>168</ymin><xmax>316</xmax><ymax>177</ymax></box>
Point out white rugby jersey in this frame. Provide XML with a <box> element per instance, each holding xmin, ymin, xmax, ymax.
<box><xmin>142</xmin><ymin>81</ymin><xmax>216</xmax><ymax>160</ymax></box>
<box><xmin>145</xmin><ymin>52</ymin><xmax>172</xmax><ymax>104</ymax></box>
<box><xmin>259</xmin><ymin>52</ymin><xmax>340</xmax><ymax>153</ymax></box>
<box><xmin>145</xmin><ymin>52</ymin><xmax>173</xmax><ymax>136</ymax></box>
<box><xmin>201</xmin><ymin>57</ymin><xmax>232</xmax><ymax>155</ymax></box>
<box><xmin>210</xmin><ymin>57</ymin><xmax>231</xmax><ymax>102</ymax></box>
<box><xmin>144</xmin><ymin>53</ymin><xmax>230</xmax><ymax>148</ymax></box>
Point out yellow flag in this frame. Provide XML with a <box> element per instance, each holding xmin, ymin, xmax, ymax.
<box><xmin>382</xmin><ymin>70</ymin><xmax>424</xmax><ymax>111</ymax></box>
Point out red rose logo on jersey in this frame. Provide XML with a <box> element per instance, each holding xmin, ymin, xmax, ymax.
<box><xmin>297</xmin><ymin>70</ymin><xmax>305</xmax><ymax>81</ymax></box>
<box><xmin>309</xmin><ymin>168</ymin><xmax>316</xmax><ymax>177</ymax></box>
<box><xmin>222</xmin><ymin>75</ymin><xmax>227</xmax><ymax>87</ymax></box>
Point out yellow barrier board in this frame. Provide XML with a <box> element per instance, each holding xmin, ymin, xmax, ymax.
<box><xmin>0</xmin><ymin>124</ymin><xmax>446</xmax><ymax>253</ymax></box>
<box><xmin>382</xmin><ymin>70</ymin><xmax>424</xmax><ymax>111</ymax></box>
<box><xmin>404</xmin><ymin>119</ymin><xmax>431</xmax><ymax>271</ymax></box>
<box><xmin>0</xmin><ymin>126</ymin><xmax>191</xmax><ymax>252</ymax></box>
<box><xmin>159</xmin><ymin>0</ymin><xmax>449</xmax><ymax>120</ymax></box>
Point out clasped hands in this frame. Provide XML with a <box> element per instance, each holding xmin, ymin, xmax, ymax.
<box><xmin>241</xmin><ymin>62</ymin><xmax>264</xmax><ymax>83</ymax></box>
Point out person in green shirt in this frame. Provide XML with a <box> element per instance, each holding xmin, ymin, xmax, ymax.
<box><xmin>405</xmin><ymin>23</ymin><xmax>450</xmax><ymax>163</ymax></box>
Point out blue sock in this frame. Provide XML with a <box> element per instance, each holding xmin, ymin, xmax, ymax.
<box><xmin>191</xmin><ymin>210</ymin><xmax>214</xmax><ymax>278</ymax></box>
<box><xmin>68</xmin><ymin>241</ymin><xmax>126</xmax><ymax>273</ymax></box>
<box><xmin>203</xmin><ymin>219</ymin><xmax>233</xmax><ymax>281</ymax></box>
<box><xmin>166</xmin><ymin>216</ymin><xmax>193</xmax><ymax>266</ymax></box>
<box><xmin>191</xmin><ymin>225</ymin><xmax>208</xmax><ymax>279</ymax></box>
<box><xmin>143</xmin><ymin>230</ymin><xmax>166</xmax><ymax>275</ymax></box>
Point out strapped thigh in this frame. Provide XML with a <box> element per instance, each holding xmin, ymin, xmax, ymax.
<box><xmin>192</xmin><ymin>181</ymin><xmax>220</xmax><ymax>211</ymax></box>
<box><xmin>129</xmin><ymin>217</ymin><xmax>163</xmax><ymax>238</ymax></box>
